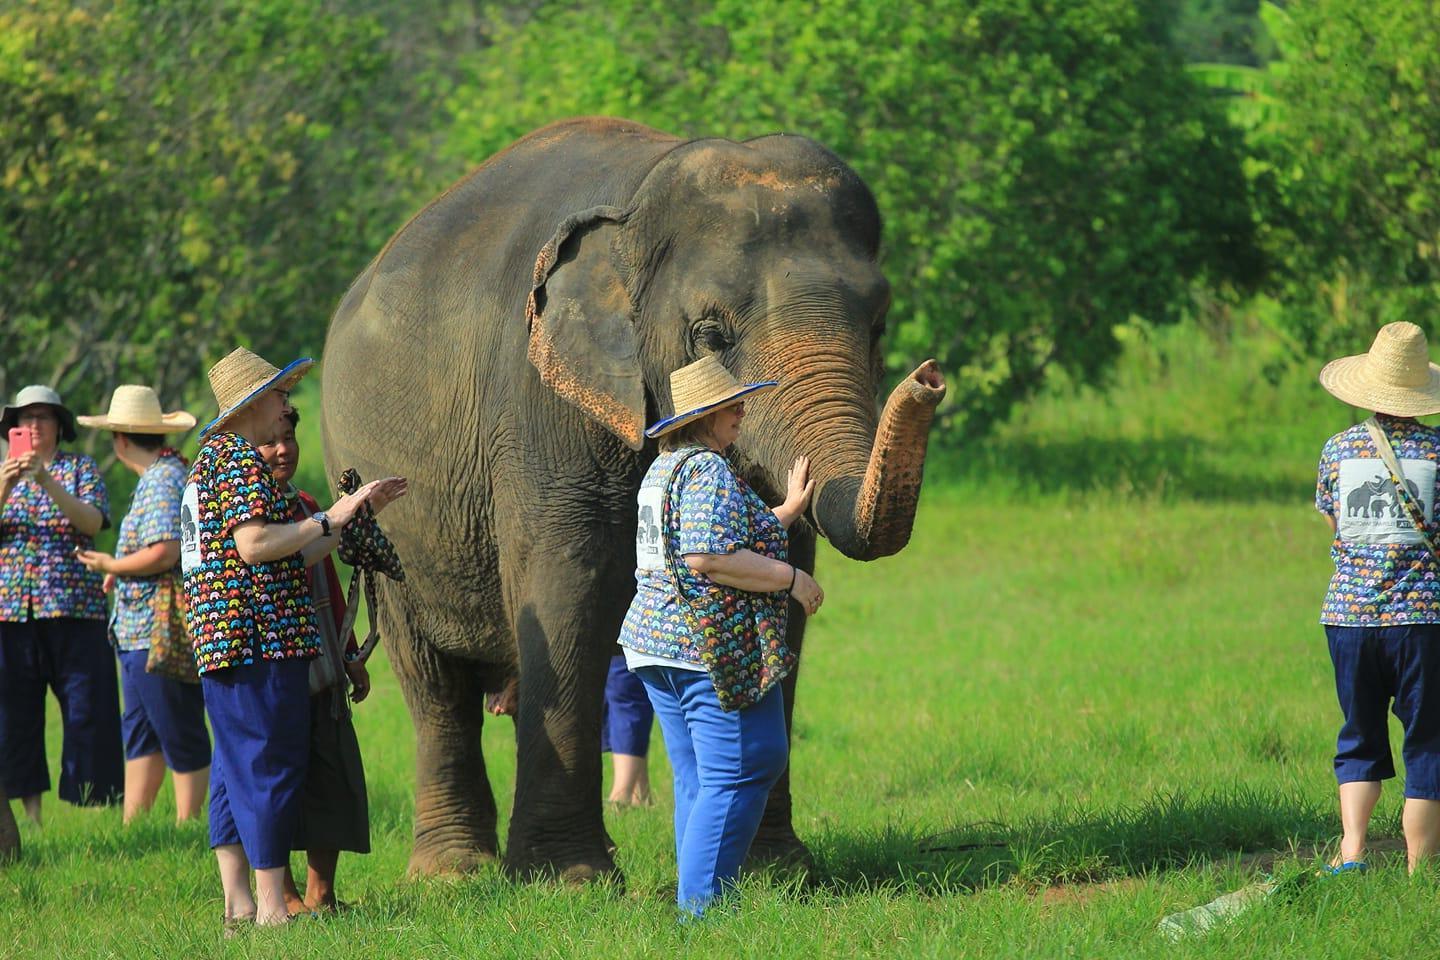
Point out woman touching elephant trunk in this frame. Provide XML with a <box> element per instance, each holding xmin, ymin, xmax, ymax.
<box><xmin>618</xmin><ymin>356</ymin><xmax>821</xmax><ymax>917</ymax></box>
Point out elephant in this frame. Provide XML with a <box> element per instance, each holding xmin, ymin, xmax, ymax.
<box><xmin>1347</xmin><ymin>478</ymin><xmax>1386</xmax><ymax>518</ymax></box>
<box><xmin>322</xmin><ymin>116</ymin><xmax>947</xmax><ymax>881</ymax></box>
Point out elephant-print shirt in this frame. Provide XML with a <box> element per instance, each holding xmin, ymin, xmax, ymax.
<box><xmin>1317</xmin><ymin>413</ymin><xmax>1440</xmax><ymax>626</ymax></box>
<box><xmin>181</xmin><ymin>431</ymin><xmax>320</xmax><ymax>674</ymax></box>
<box><xmin>0</xmin><ymin>451</ymin><xmax>109</xmax><ymax>622</ymax></box>
<box><xmin>111</xmin><ymin>453</ymin><xmax>187</xmax><ymax>651</ymax></box>
<box><xmin>619</xmin><ymin>446</ymin><xmax>789</xmax><ymax>665</ymax></box>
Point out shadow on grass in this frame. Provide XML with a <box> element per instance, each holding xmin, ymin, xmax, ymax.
<box><xmin>806</xmin><ymin>787</ymin><xmax>1339</xmax><ymax>898</ymax></box>
<box><xmin>931</xmin><ymin>435</ymin><xmax>1306</xmax><ymax>504</ymax></box>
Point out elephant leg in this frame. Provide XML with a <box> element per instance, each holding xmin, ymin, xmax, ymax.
<box><xmin>0</xmin><ymin>782</ymin><xmax>17</xmax><ymax>863</ymax></box>
<box><xmin>504</xmin><ymin>565</ymin><xmax>619</xmax><ymax>884</ymax></box>
<box><xmin>748</xmin><ymin>533</ymin><xmax>816</xmax><ymax>871</ymax></box>
<box><xmin>388</xmin><ymin>618</ymin><xmax>500</xmax><ymax>876</ymax></box>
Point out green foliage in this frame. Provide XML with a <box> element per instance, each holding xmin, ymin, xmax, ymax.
<box><xmin>1165</xmin><ymin>0</ymin><xmax>1272</xmax><ymax>65</ymax></box>
<box><xmin>445</xmin><ymin>0</ymin><xmax>1258</xmax><ymax>436</ymax></box>
<box><xmin>1212</xmin><ymin>0</ymin><xmax>1440</xmax><ymax>359</ymax></box>
<box><xmin>0</xmin><ymin>0</ymin><xmax>408</xmax><ymax>446</ymax></box>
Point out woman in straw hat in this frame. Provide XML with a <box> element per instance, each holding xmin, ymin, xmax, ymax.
<box><xmin>0</xmin><ymin>384</ymin><xmax>122</xmax><ymax>825</ymax></box>
<box><xmin>616</xmin><ymin>355</ymin><xmax>822</xmax><ymax>916</ymax></box>
<box><xmin>183</xmin><ymin>348</ymin><xmax>405</xmax><ymax>931</ymax></box>
<box><xmin>1316</xmin><ymin>321</ymin><xmax>1440</xmax><ymax>874</ymax></box>
<box><xmin>75</xmin><ymin>385</ymin><xmax>211</xmax><ymax>825</ymax></box>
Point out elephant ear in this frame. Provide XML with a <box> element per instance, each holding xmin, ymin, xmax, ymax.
<box><xmin>526</xmin><ymin>205</ymin><xmax>646</xmax><ymax>450</ymax></box>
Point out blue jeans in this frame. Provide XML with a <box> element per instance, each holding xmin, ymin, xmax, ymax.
<box><xmin>635</xmin><ymin>665</ymin><xmax>788</xmax><ymax>916</ymax></box>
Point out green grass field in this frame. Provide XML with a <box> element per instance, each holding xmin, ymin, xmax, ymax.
<box><xmin>2</xmin><ymin>324</ymin><xmax>1433</xmax><ymax>958</ymax></box>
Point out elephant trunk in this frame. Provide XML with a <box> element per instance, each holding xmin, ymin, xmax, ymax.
<box><xmin>805</xmin><ymin>360</ymin><xmax>946</xmax><ymax>561</ymax></box>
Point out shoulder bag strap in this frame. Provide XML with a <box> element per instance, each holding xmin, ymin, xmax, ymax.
<box><xmin>660</xmin><ymin>448</ymin><xmax>718</xmax><ymax>610</ymax></box>
<box><xmin>1363</xmin><ymin>416</ymin><xmax>1440</xmax><ymax>560</ymax></box>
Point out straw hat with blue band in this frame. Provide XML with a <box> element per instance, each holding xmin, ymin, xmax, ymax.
<box><xmin>645</xmin><ymin>355</ymin><xmax>778</xmax><ymax>439</ymax></box>
<box><xmin>200</xmin><ymin>347</ymin><xmax>314</xmax><ymax>437</ymax></box>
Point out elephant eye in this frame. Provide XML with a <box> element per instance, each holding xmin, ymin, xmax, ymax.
<box><xmin>690</xmin><ymin>317</ymin><xmax>735</xmax><ymax>354</ymax></box>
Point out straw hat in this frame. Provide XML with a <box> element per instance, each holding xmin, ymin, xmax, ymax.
<box><xmin>645</xmin><ymin>355</ymin><xmax>778</xmax><ymax>439</ymax></box>
<box><xmin>1319</xmin><ymin>322</ymin><xmax>1440</xmax><ymax>417</ymax></box>
<box><xmin>1</xmin><ymin>385</ymin><xmax>77</xmax><ymax>442</ymax></box>
<box><xmin>78</xmin><ymin>385</ymin><xmax>196</xmax><ymax>434</ymax></box>
<box><xmin>200</xmin><ymin>347</ymin><xmax>314</xmax><ymax>436</ymax></box>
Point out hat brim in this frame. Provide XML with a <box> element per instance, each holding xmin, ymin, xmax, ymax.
<box><xmin>76</xmin><ymin>411</ymin><xmax>197</xmax><ymax>434</ymax></box>
<box><xmin>644</xmin><ymin>381</ymin><xmax>778</xmax><ymax>439</ymax></box>
<box><xmin>1320</xmin><ymin>355</ymin><xmax>1440</xmax><ymax>417</ymax></box>
<box><xmin>0</xmin><ymin>402</ymin><xmax>77</xmax><ymax>443</ymax></box>
<box><xmin>200</xmin><ymin>358</ymin><xmax>314</xmax><ymax>437</ymax></box>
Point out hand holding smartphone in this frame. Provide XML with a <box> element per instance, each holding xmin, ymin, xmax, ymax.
<box><xmin>6</xmin><ymin>428</ymin><xmax>32</xmax><ymax>460</ymax></box>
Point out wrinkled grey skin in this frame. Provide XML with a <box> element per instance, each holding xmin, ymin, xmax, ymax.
<box><xmin>322</xmin><ymin>117</ymin><xmax>945</xmax><ymax>881</ymax></box>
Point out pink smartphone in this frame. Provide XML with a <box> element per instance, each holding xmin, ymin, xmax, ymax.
<box><xmin>6</xmin><ymin>427</ymin><xmax>31</xmax><ymax>460</ymax></box>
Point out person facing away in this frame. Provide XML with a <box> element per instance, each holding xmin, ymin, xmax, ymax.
<box><xmin>0</xmin><ymin>384</ymin><xmax>121</xmax><ymax>825</ymax></box>
<box><xmin>616</xmin><ymin>355</ymin><xmax>822</xmax><ymax>916</ymax></box>
<box><xmin>75</xmin><ymin>385</ymin><xmax>211</xmax><ymax>824</ymax></box>
<box><xmin>256</xmin><ymin>408</ymin><xmax>373</xmax><ymax>915</ymax></box>
<box><xmin>1315</xmin><ymin>321</ymin><xmax>1440</xmax><ymax>874</ymax></box>
<box><xmin>182</xmin><ymin>347</ymin><xmax>405</xmax><ymax>931</ymax></box>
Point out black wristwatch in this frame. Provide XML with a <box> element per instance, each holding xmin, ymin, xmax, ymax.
<box><xmin>311</xmin><ymin>511</ymin><xmax>332</xmax><ymax>537</ymax></box>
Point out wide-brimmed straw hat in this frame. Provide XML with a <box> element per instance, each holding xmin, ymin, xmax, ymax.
<box><xmin>201</xmin><ymin>347</ymin><xmax>313</xmax><ymax>436</ymax></box>
<box><xmin>1319</xmin><ymin>322</ymin><xmax>1440</xmax><ymax>417</ymax></box>
<box><xmin>78</xmin><ymin>385</ymin><xmax>196</xmax><ymax>434</ymax></box>
<box><xmin>645</xmin><ymin>355</ymin><xmax>777</xmax><ymax>439</ymax></box>
<box><xmin>1</xmin><ymin>385</ymin><xmax>77</xmax><ymax>442</ymax></box>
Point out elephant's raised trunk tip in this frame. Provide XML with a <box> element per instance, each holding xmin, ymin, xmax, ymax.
<box><xmin>814</xmin><ymin>360</ymin><xmax>946</xmax><ymax>560</ymax></box>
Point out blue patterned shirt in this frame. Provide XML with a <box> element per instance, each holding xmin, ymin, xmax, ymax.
<box><xmin>618</xmin><ymin>447</ymin><xmax>789</xmax><ymax>664</ymax></box>
<box><xmin>111</xmin><ymin>455</ymin><xmax>187</xmax><ymax>651</ymax></box>
<box><xmin>1316</xmin><ymin>414</ymin><xmax>1440</xmax><ymax>625</ymax></box>
<box><xmin>0</xmin><ymin>451</ymin><xmax>110</xmax><ymax>621</ymax></box>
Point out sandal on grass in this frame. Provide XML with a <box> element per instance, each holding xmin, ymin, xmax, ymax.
<box><xmin>1321</xmin><ymin>860</ymin><xmax>1368</xmax><ymax>876</ymax></box>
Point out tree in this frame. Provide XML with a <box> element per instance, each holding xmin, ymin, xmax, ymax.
<box><xmin>443</xmin><ymin>0</ymin><xmax>1258</xmax><ymax>435</ymax></box>
<box><xmin>0</xmin><ymin>0</ymin><xmax>407</xmax><ymax>444</ymax></box>
<box><xmin>1250</xmin><ymin>0</ymin><xmax>1440</xmax><ymax>356</ymax></box>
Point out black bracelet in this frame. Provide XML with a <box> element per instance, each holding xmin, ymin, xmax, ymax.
<box><xmin>787</xmin><ymin>565</ymin><xmax>797</xmax><ymax>593</ymax></box>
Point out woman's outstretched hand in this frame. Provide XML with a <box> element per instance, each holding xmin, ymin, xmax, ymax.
<box><xmin>775</xmin><ymin>455</ymin><xmax>815</xmax><ymax>529</ymax></box>
<box><xmin>330</xmin><ymin>476</ymin><xmax>408</xmax><ymax>527</ymax></box>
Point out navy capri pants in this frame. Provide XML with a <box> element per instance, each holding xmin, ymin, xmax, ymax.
<box><xmin>1327</xmin><ymin>624</ymin><xmax>1440</xmax><ymax>799</ymax></box>
<box><xmin>0</xmin><ymin>617</ymin><xmax>123</xmax><ymax>805</ymax></box>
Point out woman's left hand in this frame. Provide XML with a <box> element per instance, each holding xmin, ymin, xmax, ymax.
<box><xmin>75</xmin><ymin>549</ymin><xmax>113</xmax><ymax>573</ymax></box>
<box><xmin>346</xmin><ymin>659</ymin><xmax>371</xmax><ymax>703</ymax></box>
<box><xmin>785</xmin><ymin>456</ymin><xmax>814</xmax><ymax>507</ymax></box>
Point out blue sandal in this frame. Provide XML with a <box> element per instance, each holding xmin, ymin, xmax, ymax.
<box><xmin>1322</xmin><ymin>860</ymin><xmax>1368</xmax><ymax>875</ymax></box>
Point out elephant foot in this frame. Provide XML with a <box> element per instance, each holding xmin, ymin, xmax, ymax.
<box><xmin>406</xmin><ymin>843</ymin><xmax>499</xmax><ymax>878</ymax></box>
<box><xmin>745</xmin><ymin>832</ymin><xmax>816</xmax><ymax>875</ymax></box>
<box><xmin>504</xmin><ymin>849</ymin><xmax>622</xmax><ymax>888</ymax></box>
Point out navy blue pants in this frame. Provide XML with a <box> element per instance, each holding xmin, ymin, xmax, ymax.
<box><xmin>203</xmin><ymin>659</ymin><xmax>310</xmax><ymax>869</ymax></box>
<box><xmin>118</xmin><ymin>649</ymin><xmax>211</xmax><ymax>772</ymax></box>
<box><xmin>0</xmin><ymin>617</ymin><xmax>123</xmax><ymax>805</ymax></box>
<box><xmin>636</xmin><ymin>666</ymin><xmax>788</xmax><ymax>916</ymax></box>
<box><xmin>601</xmin><ymin>654</ymin><xmax>654</xmax><ymax>756</ymax></box>
<box><xmin>1327</xmin><ymin>624</ymin><xmax>1440</xmax><ymax>799</ymax></box>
